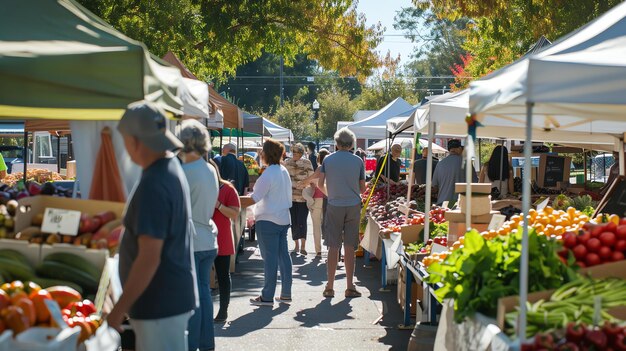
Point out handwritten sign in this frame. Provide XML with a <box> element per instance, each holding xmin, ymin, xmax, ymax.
<box><xmin>536</xmin><ymin>197</ymin><xmax>550</xmax><ymax>212</ymax></box>
<box><xmin>488</xmin><ymin>214</ymin><xmax>507</xmax><ymax>231</ymax></box>
<box><xmin>431</xmin><ymin>243</ymin><xmax>448</xmax><ymax>254</ymax></box>
<box><xmin>41</xmin><ymin>208</ymin><xmax>81</xmax><ymax>236</ymax></box>
<box><xmin>44</xmin><ymin>299</ymin><xmax>67</xmax><ymax>329</ymax></box>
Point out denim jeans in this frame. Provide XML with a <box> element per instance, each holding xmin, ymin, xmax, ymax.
<box><xmin>188</xmin><ymin>249</ymin><xmax>218</xmax><ymax>351</ymax></box>
<box><xmin>255</xmin><ymin>220</ymin><xmax>292</xmax><ymax>301</ymax></box>
<box><xmin>131</xmin><ymin>311</ymin><xmax>192</xmax><ymax>351</ymax></box>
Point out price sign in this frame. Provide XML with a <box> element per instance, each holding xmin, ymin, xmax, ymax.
<box><xmin>431</xmin><ymin>243</ymin><xmax>448</xmax><ymax>254</ymax></box>
<box><xmin>536</xmin><ymin>197</ymin><xmax>550</xmax><ymax>212</ymax></box>
<box><xmin>488</xmin><ymin>214</ymin><xmax>507</xmax><ymax>231</ymax></box>
<box><xmin>44</xmin><ymin>299</ymin><xmax>68</xmax><ymax>329</ymax></box>
<box><xmin>41</xmin><ymin>208</ymin><xmax>81</xmax><ymax>236</ymax></box>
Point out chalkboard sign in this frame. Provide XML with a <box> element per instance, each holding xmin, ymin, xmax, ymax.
<box><xmin>538</xmin><ymin>155</ymin><xmax>570</xmax><ymax>188</ymax></box>
<box><xmin>595</xmin><ymin>176</ymin><xmax>626</xmax><ymax>217</ymax></box>
<box><xmin>544</xmin><ymin>156</ymin><xmax>565</xmax><ymax>187</ymax></box>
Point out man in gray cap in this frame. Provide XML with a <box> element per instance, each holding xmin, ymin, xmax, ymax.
<box><xmin>107</xmin><ymin>101</ymin><xmax>197</xmax><ymax>351</ymax></box>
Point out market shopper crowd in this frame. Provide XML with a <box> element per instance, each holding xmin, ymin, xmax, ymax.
<box><xmin>107</xmin><ymin>100</ymin><xmax>486</xmax><ymax>351</ymax></box>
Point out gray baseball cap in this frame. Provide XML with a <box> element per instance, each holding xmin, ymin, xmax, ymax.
<box><xmin>223</xmin><ymin>142</ymin><xmax>237</xmax><ymax>153</ymax></box>
<box><xmin>118</xmin><ymin>101</ymin><xmax>183</xmax><ymax>152</ymax></box>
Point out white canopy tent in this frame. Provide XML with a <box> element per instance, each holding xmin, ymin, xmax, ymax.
<box><xmin>468</xmin><ymin>1</ymin><xmax>626</xmax><ymax>340</ymax></box>
<box><xmin>263</xmin><ymin>118</ymin><xmax>293</xmax><ymax>142</ymax></box>
<box><xmin>367</xmin><ymin>137</ymin><xmax>447</xmax><ymax>154</ymax></box>
<box><xmin>346</xmin><ymin>97</ymin><xmax>414</xmax><ymax>139</ymax></box>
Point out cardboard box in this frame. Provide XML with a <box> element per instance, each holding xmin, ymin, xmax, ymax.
<box><xmin>496</xmin><ymin>260</ymin><xmax>626</xmax><ymax>330</ymax></box>
<box><xmin>400</xmin><ymin>224</ymin><xmax>424</xmax><ymax>244</ymax></box>
<box><xmin>458</xmin><ymin>194</ymin><xmax>492</xmax><ymax>216</ymax></box>
<box><xmin>444</xmin><ymin>210</ymin><xmax>498</xmax><ymax>224</ymax></box>
<box><xmin>15</xmin><ymin>196</ymin><xmax>125</xmax><ymax>233</ymax></box>
<box><xmin>455</xmin><ymin>183</ymin><xmax>493</xmax><ymax>194</ymax></box>
<box><xmin>398</xmin><ymin>264</ymin><xmax>422</xmax><ymax>315</ymax></box>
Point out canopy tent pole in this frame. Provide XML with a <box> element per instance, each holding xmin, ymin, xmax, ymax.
<box><xmin>478</xmin><ymin>139</ymin><xmax>482</xmax><ymax>169</ymax></box>
<box><xmin>423</xmin><ymin>121</ymin><xmax>435</xmax><ymax>322</ymax></box>
<box><xmin>386</xmin><ymin>126</ymin><xmax>390</xmax><ymax>200</ymax></box>
<box><xmin>581</xmin><ymin>149</ymin><xmax>585</xmax><ymax>186</ymax></box>
<box><xmin>405</xmin><ymin>133</ymin><xmax>420</xmax><ymax>203</ymax></box>
<box><xmin>56</xmin><ymin>134</ymin><xmax>61</xmax><ymax>173</ymax></box>
<box><xmin>220</xmin><ymin>130</ymin><xmax>223</xmax><ymax>152</ymax></box>
<box><xmin>22</xmin><ymin>131</ymin><xmax>28</xmax><ymax>184</ymax></box>
<box><xmin>518</xmin><ymin>102</ymin><xmax>534</xmax><ymax>341</ymax></box>
<box><xmin>465</xmin><ymin>136</ymin><xmax>474</xmax><ymax>230</ymax></box>
<box><xmin>616</xmin><ymin>137</ymin><xmax>626</xmax><ymax>175</ymax></box>
<box><xmin>499</xmin><ymin>139</ymin><xmax>505</xmax><ymax>197</ymax></box>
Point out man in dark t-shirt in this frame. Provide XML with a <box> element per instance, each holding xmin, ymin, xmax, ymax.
<box><xmin>107</xmin><ymin>101</ymin><xmax>196</xmax><ymax>351</ymax></box>
<box><xmin>375</xmin><ymin>143</ymin><xmax>402</xmax><ymax>184</ymax></box>
<box><xmin>218</xmin><ymin>143</ymin><xmax>250</xmax><ymax>196</ymax></box>
<box><xmin>307</xmin><ymin>141</ymin><xmax>318</xmax><ymax>170</ymax></box>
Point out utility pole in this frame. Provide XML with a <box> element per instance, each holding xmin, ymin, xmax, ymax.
<box><xmin>279</xmin><ymin>56</ymin><xmax>284</xmax><ymax>107</ymax></box>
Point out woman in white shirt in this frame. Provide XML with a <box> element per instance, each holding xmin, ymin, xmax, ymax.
<box><xmin>241</xmin><ymin>138</ymin><xmax>293</xmax><ymax>306</ymax></box>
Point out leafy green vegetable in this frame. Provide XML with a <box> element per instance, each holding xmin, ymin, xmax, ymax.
<box><xmin>426</xmin><ymin>229</ymin><xmax>578</xmax><ymax>323</ymax></box>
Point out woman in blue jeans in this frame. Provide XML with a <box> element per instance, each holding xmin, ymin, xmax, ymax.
<box><xmin>178</xmin><ymin>120</ymin><xmax>220</xmax><ymax>350</ymax></box>
<box><xmin>241</xmin><ymin>138</ymin><xmax>293</xmax><ymax>306</ymax></box>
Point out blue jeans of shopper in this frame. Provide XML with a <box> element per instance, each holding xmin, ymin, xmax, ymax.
<box><xmin>255</xmin><ymin>220</ymin><xmax>292</xmax><ymax>301</ymax></box>
<box><xmin>188</xmin><ymin>249</ymin><xmax>218</xmax><ymax>351</ymax></box>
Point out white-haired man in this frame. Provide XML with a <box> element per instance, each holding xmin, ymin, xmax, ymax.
<box><xmin>318</xmin><ymin>128</ymin><xmax>366</xmax><ymax>299</ymax></box>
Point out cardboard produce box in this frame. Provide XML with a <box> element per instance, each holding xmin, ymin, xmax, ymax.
<box><xmin>15</xmin><ymin>195</ymin><xmax>125</xmax><ymax>233</ymax></box>
<box><xmin>496</xmin><ymin>260</ymin><xmax>626</xmax><ymax>330</ymax></box>
<box><xmin>0</xmin><ymin>239</ymin><xmax>41</xmax><ymax>267</ymax></box>
<box><xmin>397</xmin><ymin>263</ymin><xmax>422</xmax><ymax>315</ymax></box>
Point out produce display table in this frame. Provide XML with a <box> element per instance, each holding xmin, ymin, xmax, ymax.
<box><xmin>402</xmin><ymin>256</ymin><xmax>441</xmax><ymax>324</ymax></box>
<box><xmin>433</xmin><ymin>300</ymin><xmax>513</xmax><ymax>351</ymax></box>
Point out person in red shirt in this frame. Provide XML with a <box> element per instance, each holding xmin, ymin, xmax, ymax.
<box><xmin>209</xmin><ymin>159</ymin><xmax>241</xmax><ymax>323</ymax></box>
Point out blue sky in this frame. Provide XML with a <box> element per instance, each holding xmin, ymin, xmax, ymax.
<box><xmin>357</xmin><ymin>0</ymin><xmax>417</xmax><ymax>64</ymax></box>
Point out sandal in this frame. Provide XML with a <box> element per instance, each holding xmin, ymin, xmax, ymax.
<box><xmin>345</xmin><ymin>287</ymin><xmax>362</xmax><ymax>298</ymax></box>
<box><xmin>322</xmin><ymin>287</ymin><xmax>335</xmax><ymax>298</ymax></box>
<box><xmin>250</xmin><ymin>296</ymin><xmax>274</xmax><ymax>306</ymax></box>
<box><xmin>274</xmin><ymin>296</ymin><xmax>292</xmax><ymax>304</ymax></box>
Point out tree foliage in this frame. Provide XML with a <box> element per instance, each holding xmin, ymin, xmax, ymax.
<box><xmin>267</xmin><ymin>88</ymin><xmax>314</xmax><ymax>141</ymax></box>
<box><xmin>394</xmin><ymin>7</ymin><xmax>468</xmax><ymax>93</ymax></box>
<box><xmin>317</xmin><ymin>88</ymin><xmax>357</xmax><ymax>140</ymax></box>
<box><xmin>78</xmin><ymin>0</ymin><xmax>383</xmax><ymax>81</ymax></box>
<box><xmin>415</xmin><ymin>0</ymin><xmax>622</xmax><ymax>80</ymax></box>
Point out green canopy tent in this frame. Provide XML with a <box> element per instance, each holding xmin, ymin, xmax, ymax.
<box><xmin>0</xmin><ymin>0</ymin><xmax>184</xmax><ymax>120</ymax></box>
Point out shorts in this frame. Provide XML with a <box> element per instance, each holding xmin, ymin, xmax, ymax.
<box><xmin>323</xmin><ymin>204</ymin><xmax>361</xmax><ymax>249</ymax></box>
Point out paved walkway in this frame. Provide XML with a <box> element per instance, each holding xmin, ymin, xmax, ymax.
<box><xmin>214</xmin><ymin>223</ymin><xmax>411</xmax><ymax>351</ymax></box>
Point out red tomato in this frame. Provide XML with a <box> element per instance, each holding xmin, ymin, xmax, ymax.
<box><xmin>605</xmin><ymin>222</ymin><xmax>618</xmax><ymax>233</ymax></box>
<box><xmin>591</xmin><ymin>225</ymin><xmax>604</xmax><ymax>238</ymax></box>
<box><xmin>577</xmin><ymin>232</ymin><xmax>591</xmax><ymax>245</ymax></box>
<box><xmin>617</xmin><ymin>225</ymin><xmax>626</xmax><ymax>240</ymax></box>
<box><xmin>599</xmin><ymin>232</ymin><xmax>617</xmax><ymax>247</ymax></box>
<box><xmin>563</xmin><ymin>233</ymin><xmax>577</xmax><ymax>249</ymax></box>
<box><xmin>572</xmin><ymin>244</ymin><xmax>588</xmax><ymax>260</ymax></box>
<box><xmin>611</xmin><ymin>251</ymin><xmax>625</xmax><ymax>262</ymax></box>
<box><xmin>585</xmin><ymin>253</ymin><xmax>602</xmax><ymax>266</ymax></box>
<box><xmin>586</xmin><ymin>238</ymin><xmax>602</xmax><ymax>253</ymax></box>
<box><xmin>616</xmin><ymin>240</ymin><xmax>626</xmax><ymax>252</ymax></box>
<box><xmin>598</xmin><ymin>246</ymin><xmax>612</xmax><ymax>260</ymax></box>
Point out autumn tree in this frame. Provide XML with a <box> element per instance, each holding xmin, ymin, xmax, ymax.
<box><xmin>414</xmin><ymin>0</ymin><xmax>621</xmax><ymax>79</ymax></box>
<box><xmin>78</xmin><ymin>0</ymin><xmax>383</xmax><ymax>81</ymax></box>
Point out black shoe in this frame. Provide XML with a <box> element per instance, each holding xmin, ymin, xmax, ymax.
<box><xmin>214</xmin><ymin>314</ymin><xmax>227</xmax><ymax>323</ymax></box>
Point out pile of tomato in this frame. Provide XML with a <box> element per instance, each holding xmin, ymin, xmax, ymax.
<box><xmin>561</xmin><ymin>219</ymin><xmax>626</xmax><ymax>267</ymax></box>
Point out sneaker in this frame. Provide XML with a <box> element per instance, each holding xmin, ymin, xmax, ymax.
<box><xmin>250</xmin><ymin>296</ymin><xmax>274</xmax><ymax>306</ymax></box>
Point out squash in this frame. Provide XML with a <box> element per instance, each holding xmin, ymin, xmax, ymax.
<box><xmin>29</xmin><ymin>289</ymin><xmax>53</xmax><ymax>323</ymax></box>
<box><xmin>14</xmin><ymin>298</ymin><xmax>36</xmax><ymax>326</ymax></box>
